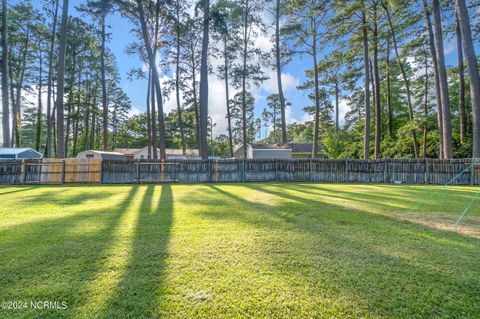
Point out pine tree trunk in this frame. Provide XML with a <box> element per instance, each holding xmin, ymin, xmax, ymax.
<box><xmin>175</xmin><ymin>6</ymin><xmax>186</xmax><ymax>155</ymax></box>
<box><xmin>423</xmin><ymin>50</ymin><xmax>429</xmax><ymax>158</ymax></box>
<box><xmin>35</xmin><ymin>48</ymin><xmax>43</xmax><ymax>151</ymax></box>
<box><xmin>101</xmin><ymin>14</ymin><xmax>108</xmax><ymax>151</ymax></box>
<box><xmin>45</xmin><ymin>0</ymin><xmax>59</xmax><ymax>157</ymax></box>
<box><xmin>224</xmin><ymin>39</ymin><xmax>234</xmax><ymax>158</ymax></box>
<box><xmin>422</xmin><ymin>0</ymin><xmax>444</xmax><ymax>158</ymax></box>
<box><xmin>241</xmin><ymin>0</ymin><xmax>249</xmax><ymax>159</ymax></box>
<box><xmin>55</xmin><ymin>0</ymin><xmax>69</xmax><ymax>158</ymax></box>
<box><xmin>312</xmin><ymin>24</ymin><xmax>320</xmax><ymax>158</ymax></box>
<box><xmin>383</xmin><ymin>1</ymin><xmax>419</xmax><ymax>158</ymax></box>
<box><xmin>151</xmin><ymin>69</ymin><xmax>158</xmax><ymax>159</ymax></box>
<box><xmin>150</xmin><ymin>1</ymin><xmax>160</xmax><ymax>159</ymax></box>
<box><xmin>372</xmin><ymin>4</ymin><xmax>381</xmax><ymax>159</ymax></box>
<box><xmin>191</xmin><ymin>56</ymin><xmax>200</xmax><ymax>152</ymax></box>
<box><xmin>13</xmin><ymin>31</ymin><xmax>30</xmax><ymax>147</ymax></box>
<box><xmin>455</xmin><ymin>0</ymin><xmax>480</xmax><ymax>158</ymax></box>
<box><xmin>431</xmin><ymin>0</ymin><xmax>453</xmax><ymax>158</ymax></box>
<box><xmin>199</xmin><ymin>0</ymin><xmax>210</xmax><ymax>159</ymax></box>
<box><xmin>386</xmin><ymin>39</ymin><xmax>393</xmax><ymax>138</ymax></box>
<box><xmin>362</xmin><ymin>7</ymin><xmax>370</xmax><ymax>160</ymax></box>
<box><xmin>455</xmin><ymin>12</ymin><xmax>466</xmax><ymax>145</ymax></box>
<box><xmin>146</xmin><ymin>70</ymin><xmax>152</xmax><ymax>159</ymax></box>
<box><xmin>275</xmin><ymin>0</ymin><xmax>287</xmax><ymax>144</ymax></box>
<box><xmin>137</xmin><ymin>0</ymin><xmax>166</xmax><ymax>159</ymax></box>
<box><xmin>1</xmin><ymin>0</ymin><xmax>10</xmax><ymax>147</ymax></box>
<box><xmin>9</xmin><ymin>66</ymin><xmax>15</xmax><ymax>142</ymax></box>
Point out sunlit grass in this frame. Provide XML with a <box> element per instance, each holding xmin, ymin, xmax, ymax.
<box><xmin>0</xmin><ymin>183</ymin><xmax>479</xmax><ymax>318</ymax></box>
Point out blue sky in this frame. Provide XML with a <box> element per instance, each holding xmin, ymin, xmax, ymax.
<box><xmin>11</xmin><ymin>0</ymin><xmax>476</xmax><ymax>138</ymax></box>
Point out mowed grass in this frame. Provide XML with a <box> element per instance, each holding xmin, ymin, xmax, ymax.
<box><xmin>0</xmin><ymin>183</ymin><xmax>479</xmax><ymax>318</ymax></box>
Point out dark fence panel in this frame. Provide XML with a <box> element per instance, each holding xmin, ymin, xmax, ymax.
<box><xmin>0</xmin><ymin>160</ymin><xmax>21</xmax><ymax>184</ymax></box>
<box><xmin>1</xmin><ymin>158</ymin><xmax>479</xmax><ymax>185</ymax></box>
<box><xmin>102</xmin><ymin>160</ymin><xmax>136</xmax><ymax>184</ymax></box>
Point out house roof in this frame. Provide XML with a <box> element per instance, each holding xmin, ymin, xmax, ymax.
<box><xmin>288</xmin><ymin>143</ymin><xmax>313</xmax><ymax>153</ymax></box>
<box><xmin>251</xmin><ymin>143</ymin><xmax>290</xmax><ymax>150</ymax></box>
<box><xmin>82</xmin><ymin>150</ymin><xmax>125</xmax><ymax>156</ymax></box>
<box><xmin>113</xmin><ymin>148</ymin><xmax>141</xmax><ymax>155</ymax></box>
<box><xmin>114</xmin><ymin>147</ymin><xmax>199</xmax><ymax>157</ymax></box>
<box><xmin>0</xmin><ymin>147</ymin><xmax>42</xmax><ymax>155</ymax></box>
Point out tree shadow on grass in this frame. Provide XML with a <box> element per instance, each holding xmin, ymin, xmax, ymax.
<box><xmin>200</xmin><ymin>184</ymin><xmax>480</xmax><ymax>318</ymax></box>
<box><xmin>0</xmin><ymin>187</ymin><xmax>36</xmax><ymax>196</ymax></box>
<box><xmin>18</xmin><ymin>188</ymin><xmax>118</xmax><ymax>206</ymax></box>
<box><xmin>277</xmin><ymin>183</ymin><xmax>480</xmax><ymax>233</ymax></box>
<box><xmin>282</xmin><ymin>183</ymin><xmax>479</xmax><ymax>211</ymax></box>
<box><xmin>97</xmin><ymin>184</ymin><xmax>173</xmax><ymax>318</ymax></box>
<box><xmin>0</xmin><ymin>186</ymin><xmax>140</xmax><ymax>319</ymax></box>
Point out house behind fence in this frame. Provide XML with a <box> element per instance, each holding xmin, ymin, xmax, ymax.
<box><xmin>0</xmin><ymin>158</ymin><xmax>478</xmax><ymax>185</ymax></box>
<box><xmin>0</xmin><ymin>148</ymin><xmax>42</xmax><ymax>159</ymax></box>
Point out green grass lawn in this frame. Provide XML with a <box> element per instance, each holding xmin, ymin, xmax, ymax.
<box><xmin>0</xmin><ymin>183</ymin><xmax>479</xmax><ymax>318</ymax></box>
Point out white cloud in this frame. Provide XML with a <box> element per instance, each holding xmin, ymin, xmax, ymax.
<box><xmin>406</xmin><ymin>56</ymin><xmax>426</xmax><ymax>79</ymax></box>
<box><xmin>283</xmin><ymin>102</ymin><xmax>308</xmax><ymax>124</ymax></box>
<box><xmin>261</xmin><ymin>72</ymin><xmax>300</xmax><ymax>94</ymax></box>
<box><xmin>338</xmin><ymin>98</ymin><xmax>350</xmax><ymax>124</ymax></box>
<box><xmin>208</xmin><ymin>75</ymin><xmax>232</xmax><ymax>136</ymax></box>
<box><xmin>128</xmin><ymin>106</ymin><xmax>142</xmax><ymax>117</ymax></box>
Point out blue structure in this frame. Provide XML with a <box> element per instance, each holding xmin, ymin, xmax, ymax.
<box><xmin>0</xmin><ymin>148</ymin><xmax>43</xmax><ymax>159</ymax></box>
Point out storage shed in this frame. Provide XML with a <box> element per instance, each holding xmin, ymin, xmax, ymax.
<box><xmin>0</xmin><ymin>147</ymin><xmax>42</xmax><ymax>159</ymax></box>
<box><xmin>77</xmin><ymin>150</ymin><xmax>126</xmax><ymax>161</ymax></box>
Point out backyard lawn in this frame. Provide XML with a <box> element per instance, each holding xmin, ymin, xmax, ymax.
<box><xmin>0</xmin><ymin>183</ymin><xmax>479</xmax><ymax>318</ymax></box>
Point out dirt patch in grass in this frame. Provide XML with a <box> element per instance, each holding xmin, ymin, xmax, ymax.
<box><xmin>398</xmin><ymin>213</ymin><xmax>480</xmax><ymax>238</ymax></box>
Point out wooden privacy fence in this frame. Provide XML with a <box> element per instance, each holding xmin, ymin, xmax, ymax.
<box><xmin>0</xmin><ymin>158</ymin><xmax>102</xmax><ymax>185</ymax></box>
<box><xmin>1</xmin><ymin>158</ymin><xmax>479</xmax><ymax>185</ymax></box>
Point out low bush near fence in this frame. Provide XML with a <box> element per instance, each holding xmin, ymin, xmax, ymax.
<box><xmin>0</xmin><ymin>158</ymin><xmax>479</xmax><ymax>185</ymax></box>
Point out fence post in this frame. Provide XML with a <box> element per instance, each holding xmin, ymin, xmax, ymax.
<box><xmin>61</xmin><ymin>159</ymin><xmax>66</xmax><ymax>184</ymax></box>
<box><xmin>173</xmin><ymin>160</ymin><xmax>177</xmax><ymax>183</ymax></box>
<box><xmin>345</xmin><ymin>158</ymin><xmax>349</xmax><ymax>183</ymax></box>
<box><xmin>425</xmin><ymin>159</ymin><xmax>429</xmax><ymax>185</ymax></box>
<box><xmin>100</xmin><ymin>160</ymin><xmax>103</xmax><ymax>184</ymax></box>
<box><xmin>20</xmin><ymin>159</ymin><xmax>26</xmax><ymax>185</ymax></box>
<box><xmin>309</xmin><ymin>158</ymin><xmax>313</xmax><ymax>182</ymax></box>
<box><xmin>242</xmin><ymin>159</ymin><xmax>245</xmax><ymax>182</ymax></box>
<box><xmin>384</xmin><ymin>159</ymin><xmax>387</xmax><ymax>183</ymax></box>
<box><xmin>208</xmin><ymin>159</ymin><xmax>211</xmax><ymax>183</ymax></box>
<box><xmin>471</xmin><ymin>158</ymin><xmax>475</xmax><ymax>186</ymax></box>
<box><xmin>275</xmin><ymin>159</ymin><xmax>278</xmax><ymax>182</ymax></box>
<box><xmin>136</xmin><ymin>159</ymin><xmax>140</xmax><ymax>184</ymax></box>
<box><xmin>161</xmin><ymin>159</ymin><xmax>165</xmax><ymax>182</ymax></box>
